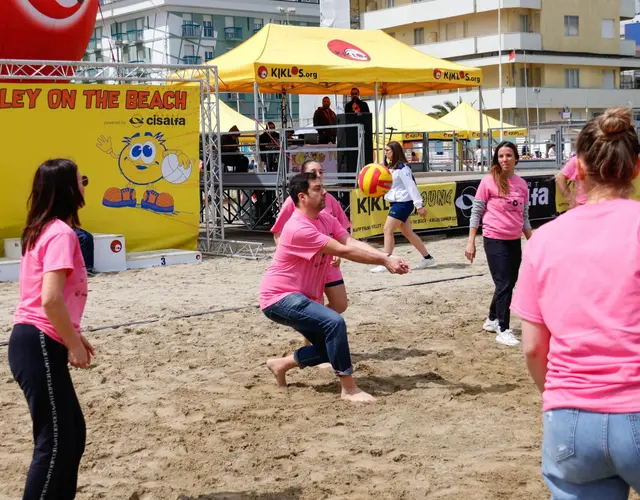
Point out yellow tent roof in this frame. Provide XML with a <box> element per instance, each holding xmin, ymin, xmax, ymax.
<box><xmin>378</xmin><ymin>101</ymin><xmax>462</xmax><ymax>142</ymax></box>
<box><xmin>216</xmin><ymin>97</ymin><xmax>260</xmax><ymax>134</ymax></box>
<box><xmin>175</xmin><ymin>24</ymin><xmax>483</xmax><ymax>95</ymax></box>
<box><xmin>439</xmin><ymin>101</ymin><xmax>526</xmax><ymax>139</ymax></box>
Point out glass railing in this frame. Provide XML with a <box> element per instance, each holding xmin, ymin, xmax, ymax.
<box><xmin>182</xmin><ymin>23</ymin><xmax>201</xmax><ymax>37</ymax></box>
<box><xmin>183</xmin><ymin>55</ymin><xmax>202</xmax><ymax>64</ymax></box>
<box><xmin>224</xmin><ymin>27</ymin><xmax>243</xmax><ymax>39</ymax></box>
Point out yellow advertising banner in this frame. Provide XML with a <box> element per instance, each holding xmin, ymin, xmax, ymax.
<box><xmin>0</xmin><ymin>84</ymin><xmax>201</xmax><ymax>256</ymax></box>
<box><xmin>350</xmin><ymin>182</ymin><xmax>458</xmax><ymax>239</ymax></box>
<box><xmin>556</xmin><ymin>177</ymin><xmax>640</xmax><ymax>213</ymax></box>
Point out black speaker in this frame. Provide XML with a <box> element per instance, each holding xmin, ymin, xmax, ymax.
<box><xmin>336</xmin><ymin>112</ymin><xmax>373</xmax><ymax>173</ymax></box>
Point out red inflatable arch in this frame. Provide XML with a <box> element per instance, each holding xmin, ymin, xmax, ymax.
<box><xmin>0</xmin><ymin>0</ymin><xmax>100</xmax><ymax>80</ymax></box>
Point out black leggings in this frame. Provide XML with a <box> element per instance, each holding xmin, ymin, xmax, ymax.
<box><xmin>483</xmin><ymin>237</ymin><xmax>522</xmax><ymax>331</ymax></box>
<box><xmin>8</xmin><ymin>324</ymin><xmax>86</xmax><ymax>500</ymax></box>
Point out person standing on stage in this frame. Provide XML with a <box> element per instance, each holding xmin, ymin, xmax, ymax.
<box><xmin>313</xmin><ymin>96</ymin><xmax>337</xmax><ymax>144</ymax></box>
<box><xmin>512</xmin><ymin>107</ymin><xmax>640</xmax><ymax>499</ymax></box>
<box><xmin>345</xmin><ymin>88</ymin><xmax>370</xmax><ymax>114</ymax></box>
<box><xmin>272</xmin><ymin>160</ymin><xmax>350</xmax><ymax>315</ymax></box>
<box><xmin>261</xmin><ymin>171</ymin><xmax>409</xmax><ymax>403</ymax></box>
<box><xmin>8</xmin><ymin>158</ymin><xmax>94</xmax><ymax>499</ymax></box>
<box><xmin>371</xmin><ymin>141</ymin><xmax>436</xmax><ymax>273</ymax></box>
<box><xmin>465</xmin><ymin>141</ymin><xmax>532</xmax><ymax>346</ymax></box>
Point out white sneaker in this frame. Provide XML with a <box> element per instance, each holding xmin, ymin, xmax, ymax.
<box><xmin>483</xmin><ymin>318</ymin><xmax>500</xmax><ymax>333</ymax></box>
<box><xmin>370</xmin><ymin>264</ymin><xmax>387</xmax><ymax>273</ymax></box>
<box><xmin>495</xmin><ymin>329</ymin><xmax>520</xmax><ymax>346</ymax></box>
<box><xmin>413</xmin><ymin>256</ymin><xmax>436</xmax><ymax>270</ymax></box>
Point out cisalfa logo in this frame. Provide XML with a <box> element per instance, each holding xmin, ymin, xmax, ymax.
<box><xmin>327</xmin><ymin>40</ymin><xmax>371</xmax><ymax>62</ymax></box>
<box><xmin>129</xmin><ymin>114</ymin><xmax>144</xmax><ymax>128</ymax></box>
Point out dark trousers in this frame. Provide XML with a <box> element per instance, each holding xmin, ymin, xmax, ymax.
<box><xmin>8</xmin><ymin>324</ymin><xmax>86</xmax><ymax>500</ymax></box>
<box><xmin>73</xmin><ymin>228</ymin><xmax>94</xmax><ymax>270</ymax></box>
<box><xmin>483</xmin><ymin>237</ymin><xmax>522</xmax><ymax>331</ymax></box>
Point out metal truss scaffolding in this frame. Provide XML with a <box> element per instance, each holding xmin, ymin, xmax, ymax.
<box><xmin>0</xmin><ymin>59</ymin><xmax>264</xmax><ymax>259</ymax></box>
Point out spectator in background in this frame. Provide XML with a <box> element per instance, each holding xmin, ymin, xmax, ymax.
<box><xmin>259</xmin><ymin>121</ymin><xmax>280</xmax><ymax>172</ymax></box>
<box><xmin>313</xmin><ymin>97</ymin><xmax>337</xmax><ymax>144</ymax></box>
<box><xmin>555</xmin><ymin>153</ymin><xmax>587</xmax><ymax>209</ymax></box>
<box><xmin>221</xmin><ymin>125</ymin><xmax>249</xmax><ymax>172</ymax></box>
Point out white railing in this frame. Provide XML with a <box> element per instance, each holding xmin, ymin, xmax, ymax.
<box><xmin>416</xmin><ymin>32</ymin><xmax>541</xmax><ymax>59</ymax></box>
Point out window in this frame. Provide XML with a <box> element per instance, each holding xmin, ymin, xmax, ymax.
<box><xmin>602</xmin><ymin>69</ymin><xmax>615</xmax><ymax>89</ymax></box>
<box><xmin>204</xmin><ymin>50</ymin><xmax>214</xmax><ymax>61</ymax></box>
<box><xmin>182</xmin><ymin>13</ymin><xmax>192</xmax><ymax>24</ymax></box>
<box><xmin>203</xmin><ymin>15</ymin><xmax>213</xmax><ymax>37</ymax></box>
<box><xmin>565</xmin><ymin>68</ymin><xmax>579</xmax><ymax>88</ymax></box>
<box><xmin>184</xmin><ymin>44</ymin><xmax>195</xmax><ymax>56</ymax></box>
<box><xmin>414</xmin><ymin>27</ymin><xmax>424</xmax><ymax>45</ymax></box>
<box><xmin>520</xmin><ymin>15</ymin><xmax>529</xmax><ymax>33</ymax></box>
<box><xmin>225</xmin><ymin>16</ymin><xmax>234</xmax><ymax>28</ymax></box>
<box><xmin>601</xmin><ymin>19</ymin><xmax>614</xmax><ymax>39</ymax></box>
<box><xmin>564</xmin><ymin>16</ymin><xmax>579</xmax><ymax>36</ymax></box>
<box><xmin>446</xmin><ymin>22</ymin><xmax>457</xmax><ymax>41</ymax></box>
<box><xmin>519</xmin><ymin>68</ymin><xmax>531</xmax><ymax>87</ymax></box>
<box><xmin>386</xmin><ymin>0</ymin><xmax>394</xmax><ymax>7</ymax></box>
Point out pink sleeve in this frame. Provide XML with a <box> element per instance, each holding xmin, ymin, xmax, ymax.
<box><xmin>329</xmin><ymin>195</ymin><xmax>351</xmax><ymax>230</ymax></box>
<box><xmin>41</xmin><ymin>232</ymin><xmax>77</xmax><ymax>274</ymax></box>
<box><xmin>288</xmin><ymin>225</ymin><xmax>332</xmax><ymax>261</ymax></box>
<box><xmin>331</xmin><ymin>215</ymin><xmax>349</xmax><ymax>241</ymax></box>
<box><xmin>271</xmin><ymin>196</ymin><xmax>295</xmax><ymax>234</ymax></box>
<box><xmin>510</xmin><ymin>244</ymin><xmax>544</xmax><ymax>324</ymax></box>
<box><xmin>561</xmin><ymin>158</ymin><xmax>577</xmax><ymax>180</ymax></box>
<box><xmin>475</xmin><ymin>177</ymin><xmax>490</xmax><ymax>202</ymax></box>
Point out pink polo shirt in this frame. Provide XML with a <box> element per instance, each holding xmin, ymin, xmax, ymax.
<box><xmin>561</xmin><ymin>157</ymin><xmax>588</xmax><ymax>206</ymax></box>
<box><xmin>511</xmin><ymin>198</ymin><xmax>640</xmax><ymax>413</ymax></box>
<box><xmin>14</xmin><ymin>219</ymin><xmax>88</xmax><ymax>344</ymax></box>
<box><xmin>271</xmin><ymin>193</ymin><xmax>350</xmax><ymax>284</ymax></box>
<box><xmin>260</xmin><ymin>209</ymin><xmax>349</xmax><ymax>309</ymax></box>
<box><xmin>476</xmin><ymin>174</ymin><xmax>529</xmax><ymax>240</ymax></box>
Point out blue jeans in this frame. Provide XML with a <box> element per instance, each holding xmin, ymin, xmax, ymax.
<box><xmin>542</xmin><ymin>409</ymin><xmax>640</xmax><ymax>499</ymax></box>
<box><xmin>262</xmin><ymin>293</ymin><xmax>353</xmax><ymax>376</ymax></box>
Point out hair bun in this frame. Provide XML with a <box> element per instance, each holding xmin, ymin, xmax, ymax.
<box><xmin>600</xmin><ymin>107</ymin><xmax>632</xmax><ymax>136</ymax></box>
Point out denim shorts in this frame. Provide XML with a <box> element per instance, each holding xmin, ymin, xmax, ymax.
<box><xmin>388</xmin><ymin>201</ymin><xmax>414</xmax><ymax>222</ymax></box>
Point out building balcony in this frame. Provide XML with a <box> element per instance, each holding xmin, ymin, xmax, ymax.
<box><xmin>397</xmin><ymin>87</ymin><xmax>640</xmax><ymax>116</ymax></box>
<box><xmin>621</xmin><ymin>39</ymin><xmax>636</xmax><ymax>57</ymax></box>
<box><xmin>225</xmin><ymin>27</ymin><xmax>243</xmax><ymax>40</ymax></box>
<box><xmin>111</xmin><ymin>32</ymin><xmax>125</xmax><ymax>44</ymax></box>
<box><xmin>363</xmin><ymin>0</ymin><xmax>540</xmax><ymax>31</ymax></box>
<box><xmin>182</xmin><ymin>23</ymin><xmax>200</xmax><ymax>38</ymax></box>
<box><xmin>182</xmin><ymin>55</ymin><xmax>202</xmax><ymax>65</ymax></box>
<box><xmin>620</xmin><ymin>0</ymin><xmax>635</xmax><ymax>20</ymax></box>
<box><xmin>126</xmin><ymin>29</ymin><xmax>143</xmax><ymax>43</ymax></box>
<box><xmin>416</xmin><ymin>32</ymin><xmax>542</xmax><ymax>60</ymax></box>
<box><xmin>87</xmin><ymin>38</ymin><xmax>101</xmax><ymax>51</ymax></box>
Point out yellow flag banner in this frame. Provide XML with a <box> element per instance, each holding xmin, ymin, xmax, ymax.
<box><xmin>349</xmin><ymin>182</ymin><xmax>457</xmax><ymax>239</ymax></box>
<box><xmin>0</xmin><ymin>83</ymin><xmax>201</xmax><ymax>256</ymax></box>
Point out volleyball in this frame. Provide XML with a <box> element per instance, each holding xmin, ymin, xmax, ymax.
<box><xmin>358</xmin><ymin>163</ymin><xmax>393</xmax><ymax>198</ymax></box>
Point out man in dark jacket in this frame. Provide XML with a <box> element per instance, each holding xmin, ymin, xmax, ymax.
<box><xmin>344</xmin><ymin>88</ymin><xmax>370</xmax><ymax>114</ymax></box>
<box><xmin>313</xmin><ymin>96</ymin><xmax>337</xmax><ymax>144</ymax></box>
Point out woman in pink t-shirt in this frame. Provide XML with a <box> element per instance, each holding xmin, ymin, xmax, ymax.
<box><xmin>8</xmin><ymin>159</ymin><xmax>94</xmax><ymax>499</ymax></box>
<box><xmin>512</xmin><ymin>108</ymin><xmax>640</xmax><ymax>499</ymax></box>
<box><xmin>556</xmin><ymin>155</ymin><xmax>588</xmax><ymax>209</ymax></box>
<box><xmin>272</xmin><ymin>159</ymin><xmax>351</xmax><ymax>315</ymax></box>
<box><xmin>465</xmin><ymin>141</ymin><xmax>532</xmax><ymax>346</ymax></box>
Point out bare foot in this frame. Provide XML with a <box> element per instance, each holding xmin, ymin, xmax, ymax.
<box><xmin>318</xmin><ymin>363</ymin><xmax>333</xmax><ymax>370</ymax></box>
<box><xmin>266</xmin><ymin>358</ymin><xmax>289</xmax><ymax>388</ymax></box>
<box><xmin>341</xmin><ymin>388</ymin><xmax>376</xmax><ymax>403</ymax></box>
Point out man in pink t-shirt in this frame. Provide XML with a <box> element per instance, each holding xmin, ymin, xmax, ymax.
<box><xmin>260</xmin><ymin>171</ymin><xmax>409</xmax><ymax>403</ymax></box>
<box><xmin>556</xmin><ymin>156</ymin><xmax>588</xmax><ymax>208</ymax></box>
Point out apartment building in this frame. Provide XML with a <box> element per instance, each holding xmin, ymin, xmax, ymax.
<box><xmin>356</xmin><ymin>0</ymin><xmax>640</xmax><ymax>127</ymax></box>
<box><xmin>84</xmin><ymin>0</ymin><xmax>320</xmax><ymax>123</ymax></box>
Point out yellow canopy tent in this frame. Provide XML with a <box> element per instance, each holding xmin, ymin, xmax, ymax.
<box><xmin>439</xmin><ymin>101</ymin><xmax>526</xmax><ymax>139</ymax></box>
<box><xmin>378</xmin><ymin>101</ymin><xmax>463</xmax><ymax>143</ymax></box>
<box><xmin>211</xmin><ymin>97</ymin><xmax>263</xmax><ymax>144</ymax></box>
<box><xmin>173</xmin><ymin>24</ymin><xmax>483</xmax><ymax>96</ymax></box>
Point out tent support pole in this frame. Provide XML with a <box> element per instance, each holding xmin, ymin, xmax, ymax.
<box><xmin>374</xmin><ymin>82</ymin><xmax>379</xmax><ymax>162</ymax></box>
<box><xmin>478</xmin><ymin>85</ymin><xmax>485</xmax><ymax>172</ymax></box>
<box><xmin>382</xmin><ymin>92</ymin><xmax>387</xmax><ymax>148</ymax></box>
<box><xmin>254</xmin><ymin>82</ymin><xmax>260</xmax><ymax>155</ymax></box>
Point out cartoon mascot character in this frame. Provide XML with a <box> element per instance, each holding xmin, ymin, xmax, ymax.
<box><xmin>97</xmin><ymin>132</ymin><xmax>192</xmax><ymax>213</ymax></box>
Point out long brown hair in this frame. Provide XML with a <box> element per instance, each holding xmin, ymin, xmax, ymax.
<box><xmin>22</xmin><ymin>159</ymin><xmax>85</xmax><ymax>255</ymax></box>
<box><xmin>576</xmin><ymin>107</ymin><xmax>640</xmax><ymax>198</ymax></box>
<box><xmin>490</xmin><ymin>141</ymin><xmax>519</xmax><ymax>196</ymax></box>
<box><xmin>385</xmin><ymin>141</ymin><xmax>408</xmax><ymax>169</ymax></box>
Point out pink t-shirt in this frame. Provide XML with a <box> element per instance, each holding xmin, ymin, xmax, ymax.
<box><xmin>260</xmin><ymin>209</ymin><xmax>349</xmax><ymax>309</ymax></box>
<box><xmin>511</xmin><ymin>198</ymin><xmax>640</xmax><ymax>413</ymax></box>
<box><xmin>561</xmin><ymin>157</ymin><xmax>588</xmax><ymax>206</ymax></box>
<box><xmin>271</xmin><ymin>193</ymin><xmax>350</xmax><ymax>284</ymax></box>
<box><xmin>14</xmin><ymin>219</ymin><xmax>88</xmax><ymax>344</ymax></box>
<box><xmin>476</xmin><ymin>174</ymin><xmax>529</xmax><ymax>240</ymax></box>
<box><xmin>271</xmin><ymin>193</ymin><xmax>351</xmax><ymax>234</ymax></box>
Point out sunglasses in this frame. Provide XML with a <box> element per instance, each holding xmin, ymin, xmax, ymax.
<box><xmin>81</xmin><ymin>175</ymin><xmax>89</xmax><ymax>187</ymax></box>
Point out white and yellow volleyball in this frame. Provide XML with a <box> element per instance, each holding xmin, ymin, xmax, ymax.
<box><xmin>358</xmin><ymin>163</ymin><xmax>393</xmax><ymax>198</ymax></box>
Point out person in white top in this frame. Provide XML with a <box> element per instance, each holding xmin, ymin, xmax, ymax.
<box><xmin>371</xmin><ymin>141</ymin><xmax>436</xmax><ymax>273</ymax></box>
